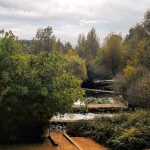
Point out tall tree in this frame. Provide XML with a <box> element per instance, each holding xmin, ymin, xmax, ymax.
<box><xmin>86</xmin><ymin>28</ymin><xmax>100</xmax><ymax>58</ymax></box>
<box><xmin>76</xmin><ymin>28</ymin><xmax>100</xmax><ymax>59</ymax></box>
<box><xmin>103</xmin><ymin>34</ymin><xmax>123</xmax><ymax>75</ymax></box>
<box><xmin>64</xmin><ymin>41</ymin><xmax>72</xmax><ymax>53</ymax></box>
<box><xmin>31</xmin><ymin>26</ymin><xmax>56</xmax><ymax>54</ymax></box>
<box><xmin>76</xmin><ymin>28</ymin><xmax>100</xmax><ymax>80</ymax></box>
<box><xmin>76</xmin><ymin>33</ymin><xmax>87</xmax><ymax>59</ymax></box>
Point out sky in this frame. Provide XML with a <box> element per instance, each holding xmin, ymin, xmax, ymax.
<box><xmin>0</xmin><ymin>0</ymin><xmax>150</xmax><ymax>45</ymax></box>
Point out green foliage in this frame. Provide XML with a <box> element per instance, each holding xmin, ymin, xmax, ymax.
<box><xmin>77</xmin><ymin>28</ymin><xmax>99</xmax><ymax>59</ymax></box>
<box><xmin>115</xmin><ymin>65</ymin><xmax>150</xmax><ymax>107</ymax></box>
<box><xmin>80</xmin><ymin>33</ymin><xmax>125</xmax><ymax>79</ymax></box>
<box><xmin>126</xmin><ymin>71</ymin><xmax>150</xmax><ymax>107</ymax></box>
<box><xmin>65</xmin><ymin>52</ymin><xmax>87</xmax><ymax>81</ymax></box>
<box><xmin>0</xmin><ymin>31</ymin><xmax>22</xmax><ymax>55</ymax></box>
<box><xmin>102</xmin><ymin>34</ymin><xmax>124</xmax><ymax>76</ymax></box>
<box><xmin>31</xmin><ymin>26</ymin><xmax>56</xmax><ymax>54</ymax></box>
<box><xmin>18</xmin><ymin>40</ymin><xmax>32</xmax><ymax>53</ymax></box>
<box><xmin>76</xmin><ymin>28</ymin><xmax>100</xmax><ymax>80</ymax></box>
<box><xmin>67</xmin><ymin>110</ymin><xmax>150</xmax><ymax>150</ymax></box>
<box><xmin>115</xmin><ymin>10</ymin><xmax>150</xmax><ymax>108</ymax></box>
<box><xmin>31</xmin><ymin>26</ymin><xmax>72</xmax><ymax>54</ymax></box>
<box><xmin>0</xmin><ymin>31</ymin><xmax>85</xmax><ymax>139</ymax></box>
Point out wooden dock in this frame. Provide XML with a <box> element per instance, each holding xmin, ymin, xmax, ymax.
<box><xmin>73</xmin><ymin>103</ymin><xmax>127</xmax><ymax>113</ymax></box>
<box><xmin>93</xmin><ymin>79</ymin><xmax>115</xmax><ymax>84</ymax></box>
<box><xmin>0</xmin><ymin>132</ymin><xmax>108</xmax><ymax>150</ymax></box>
<box><xmin>87</xmin><ymin>103</ymin><xmax>127</xmax><ymax>109</ymax></box>
<box><xmin>49</xmin><ymin>132</ymin><xmax>108</xmax><ymax>150</ymax></box>
<box><xmin>84</xmin><ymin>88</ymin><xmax>116</xmax><ymax>94</ymax></box>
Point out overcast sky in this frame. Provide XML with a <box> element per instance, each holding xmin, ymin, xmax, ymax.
<box><xmin>0</xmin><ymin>0</ymin><xmax>150</xmax><ymax>45</ymax></box>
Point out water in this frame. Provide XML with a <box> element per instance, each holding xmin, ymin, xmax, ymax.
<box><xmin>51</xmin><ymin>113</ymin><xmax>113</xmax><ymax>121</ymax></box>
<box><xmin>51</xmin><ymin>94</ymin><xmax>123</xmax><ymax>122</ymax></box>
<box><xmin>73</xmin><ymin>99</ymin><xmax>85</xmax><ymax>106</ymax></box>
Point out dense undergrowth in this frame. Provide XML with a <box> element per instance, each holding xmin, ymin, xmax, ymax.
<box><xmin>67</xmin><ymin>110</ymin><xmax>150</xmax><ymax>150</ymax></box>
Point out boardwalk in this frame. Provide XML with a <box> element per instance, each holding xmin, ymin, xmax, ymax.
<box><xmin>87</xmin><ymin>103</ymin><xmax>127</xmax><ymax>109</ymax></box>
<box><xmin>93</xmin><ymin>79</ymin><xmax>115</xmax><ymax>84</ymax></box>
<box><xmin>50</xmin><ymin>132</ymin><xmax>79</xmax><ymax>150</ymax></box>
<box><xmin>50</xmin><ymin>132</ymin><xmax>108</xmax><ymax>150</ymax></box>
<box><xmin>72</xmin><ymin>103</ymin><xmax>127</xmax><ymax>110</ymax></box>
<box><xmin>0</xmin><ymin>132</ymin><xmax>108</xmax><ymax>150</ymax></box>
<box><xmin>73</xmin><ymin>137</ymin><xmax>108</xmax><ymax>150</ymax></box>
<box><xmin>84</xmin><ymin>88</ymin><xmax>116</xmax><ymax>94</ymax></box>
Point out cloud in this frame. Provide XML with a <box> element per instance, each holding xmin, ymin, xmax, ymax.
<box><xmin>79</xmin><ymin>19</ymin><xmax>109</xmax><ymax>26</ymax></box>
<box><xmin>0</xmin><ymin>0</ymin><xmax>150</xmax><ymax>45</ymax></box>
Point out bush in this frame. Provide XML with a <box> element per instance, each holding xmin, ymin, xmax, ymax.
<box><xmin>127</xmin><ymin>73</ymin><xmax>150</xmax><ymax>107</ymax></box>
<box><xmin>67</xmin><ymin>110</ymin><xmax>150</xmax><ymax>150</ymax></box>
<box><xmin>114</xmin><ymin>65</ymin><xmax>150</xmax><ymax>108</ymax></box>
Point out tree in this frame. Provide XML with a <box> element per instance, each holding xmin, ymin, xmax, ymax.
<box><xmin>143</xmin><ymin>9</ymin><xmax>150</xmax><ymax>35</ymax></box>
<box><xmin>0</xmin><ymin>31</ymin><xmax>23</xmax><ymax>120</ymax></box>
<box><xmin>0</xmin><ymin>30</ymin><xmax>22</xmax><ymax>55</ymax></box>
<box><xmin>18</xmin><ymin>39</ymin><xmax>32</xmax><ymax>53</ymax></box>
<box><xmin>76</xmin><ymin>33</ymin><xmax>87</xmax><ymax>59</ymax></box>
<box><xmin>127</xmin><ymin>72</ymin><xmax>150</xmax><ymax>107</ymax></box>
<box><xmin>66</xmin><ymin>50</ymin><xmax>87</xmax><ymax>81</ymax></box>
<box><xmin>103</xmin><ymin>34</ymin><xmax>123</xmax><ymax>75</ymax></box>
<box><xmin>76</xmin><ymin>28</ymin><xmax>100</xmax><ymax>59</ymax></box>
<box><xmin>64</xmin><ymin>41</ymin><xmax>72</xmax><ymax>53</ymax></box>
<box><xmin>86</xmin><ymin>28</ymin><xmax>100</xmax><ymax>58</ymax></box>
<box><xmin>76</xmin><ymin>28</ymin><xmax>100</xmax><ymax>80</ymax></box>
<box><xmin>115</xmin><ymin>10</ymin><xmax>150</xmax><ymax>108</ymax></box>
<box><xmin>124</xmin><ymin>10</ymin><xmax>150</xmax><ymax>59</ymax></box>
<box><xmin>0</xmin><ymin>31</ymin><xmax>85</xmax><ymax>141</ymax></box>
<box><xmin>31</xmin><ymin>26</ymin><xmax>56</xmax><ymax>54</ymax></box>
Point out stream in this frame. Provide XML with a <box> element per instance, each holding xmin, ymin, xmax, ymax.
<box><xmin>50</xmin><ymin>80</ymin><xmax>124</xmax><ymax>122</ymax></box>
<box><xmin>51</xmin><ymin>112</ymin><xmax>114</xmax><ymax>122</ymax></box>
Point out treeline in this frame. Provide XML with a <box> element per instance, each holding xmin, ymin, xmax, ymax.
<box><xmin>76</xmin><ymin>29</ymin><xmax>124</xmax><ymax>80</ymax></box>
<box><xmin>18</xmin><ymin>26</ymin><xmax>72</xmax><ymax>54</ymax></box>
<box><xmin>3</xmin><ymin>10</ymin><xmax>149</xmax><ymax>85</ymax></box>
<box><xmin>17</xmin><ymin>26</ymin><xmax>125</xmax><ymax>80</ymax></box>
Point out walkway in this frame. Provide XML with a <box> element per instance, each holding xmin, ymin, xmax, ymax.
<box><xmin>0</xmin><ymin>132</ymin><xmax>108</xmax><ymax>150</ymax></box>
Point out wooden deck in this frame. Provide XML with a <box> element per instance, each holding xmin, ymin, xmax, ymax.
<box><xmin>0</xmin><ymin>132</ymin><xmax>108</xmax><ymax>150</ymax></box>
<box><xmin>93</xmin><ymin>79</ymin><xmax>115</xmax><ymax>84</ymax></box>
<box><xmin>73</xmin><ymin>103</ymin><xmax>127</xmax><ymax>110</ymax></box>
<box><xmin>87</xmin><ymin>103</ymin><xmax>127</xmax><ymax>109</ymax></box>
<box><xmin>84</xmin><ymin>88</ymin><xmax>117</xmax><ymax>94</ymax></box>
<box><xmin>73</xmin><ymin>137</ymin><xmax>108</xmax><ymax>150</ymax></box>
<box><xmin>50</xmin><ymin>132</ymin><xmax>79</xmax><ymax>150</ymax></box>
<box><xmin>50</xmin><ymin>132</ymin><xmax>108</xmax><ymax>150</ymax></box>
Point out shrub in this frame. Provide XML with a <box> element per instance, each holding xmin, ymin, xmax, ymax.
<box><xmin>127</xmin><ymin>73</ymin><xmax>150</xmax><ymax>107</ymax></box>
<box><xmin>114</xmin><ymin>65</ymin><xmax>150</xmax><ymax>108</ymax></box>
<box><xmin>67</xmin><ymin>110</ymin><xmax>150</xmax><ymax>150</ymax></box>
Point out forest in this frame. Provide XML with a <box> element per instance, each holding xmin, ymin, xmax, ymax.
<box><xmin>0</xmin><ymin>8</ymin><xmax>150</xmax><ymax>150</ymax></box>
